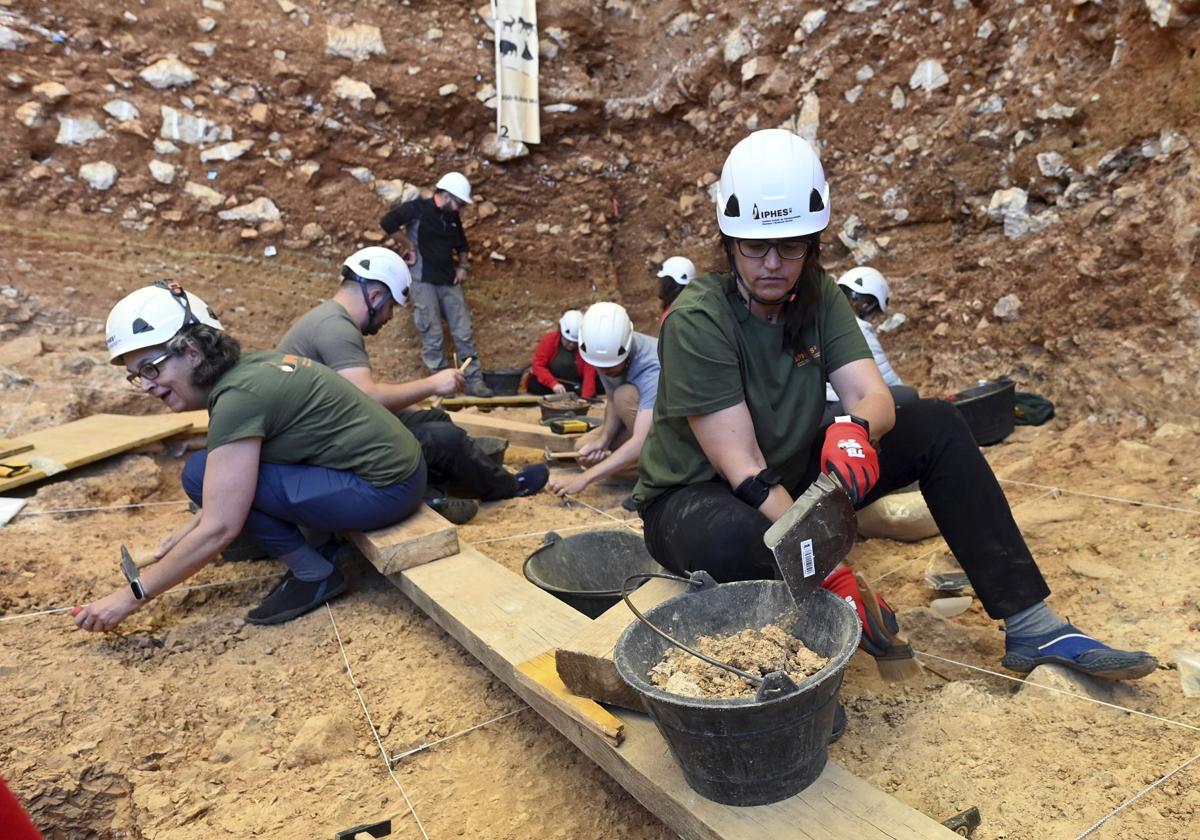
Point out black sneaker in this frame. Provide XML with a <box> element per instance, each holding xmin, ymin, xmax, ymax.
<box><xmin>621</xmin><ymin>495</ymin><xmax>637</xmax><ymax>512</ymax></box>
<box><xmin>426</xmin><ymin>495</ymin><xmax>479</xmax><ymax>525</ymax></box>
<box><xmin>466</xmin><ymin>380</ymin><xmax>494</xmax><ymax>398</ymax></box>
<box><xmin>246</xmin><ymin>569</ymin><xmax>348</xmax><ymax>625</ymax></box>
<box><xmin>514</xmin><ymin>465</ymin><xmax>549</xmax><ymax>497</ymax></box>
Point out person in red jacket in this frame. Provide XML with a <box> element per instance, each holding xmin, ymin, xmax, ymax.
<box><xmin>528</xmin><ymin>309</ymin><xmax>598</xmax><ymax>397</ymax></box>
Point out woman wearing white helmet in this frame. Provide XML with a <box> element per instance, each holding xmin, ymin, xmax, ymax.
<box><xmin>547</xmin><ymin>301</ymin><xmax>661</xmax><ymax>498</ymax></box>
<box><xmin>634</xmin><ymin>129</ymin><xmax>1156</xmax><ymax>686</ymax></box>
<box><xmin>656</xmin><ymin>255</ymin><xmax>696</xmax><ymax>321</ymax></box>
<box><xmin>821</xmin><ymin>266</ymin><xmax>918</xmax><ymax>424</ymax></box>
<box><xmin>73</xmin><ymin>281</ymin><xmax>427</xmax><ymax>633</ymax></box>
<box><xmin>528</xmin><ymin>309</ymin><xmax>598</xmax><ymax>397</ymax></box>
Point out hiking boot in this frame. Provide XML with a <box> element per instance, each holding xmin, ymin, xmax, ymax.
<box><xmin>247</xmin><ymin>569</ymin><xmax>348</xmax><ymax>626</ymax></box>
<box><xmin>1002</xmin><ymin>623</ymin><xmax>1158</xmax><ymax>681</ymax></box>
<box><xmin>466</xmin><ymin>380</ymin><xmax>494</xmax><ymax>398</ymax></box>
<box><xmin>621</xmin><ymin>494</ymin><xmax>637</xmax><ymax>512</ymax></box>
<box><xmin>426</xmin><ymin>495</ymin><xmax>479</xmax><ymax>525</ymax></box>
<box><xmin>514</xmin><ymin>464</ymin><xmax>550</xmax><ymax>497</ymax></box>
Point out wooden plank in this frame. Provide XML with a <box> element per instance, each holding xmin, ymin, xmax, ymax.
<box><xmin>0</xmin><ymin>438</ymin><xmax>33</xmax><ymax>459</ymax></box>
<box><xmin>439</xmin><ymin>394</ymin><xmax>543</xmax><ymax>409</ymax></box>
<box><xmin>393</xmin><ymin>546</ymin><xmax>957</xmax><ymax>840</ymax></box>
<box><xmin>347</xmin><ymin>504</ymin><xmax>459</xmax><ymax>575</ymax></box>
<box><xmin>0</xmin><ymin>413</ymin><xmax>196</xmax><ymax>493</ymax></box>
<box><xmin>555</xmin><ymin>576</ymin><xmax>687</xmax><ymax>710</ymax></box>
<box><xmin>515</xmin><ymin>650</ymin><xmax>624</xmax><ymax>747</ymax></box>
<box><xmin>448</xmin><ymin>411</ymin><xmax>578</xmax><ymax>452</ymax></box>
<box><xmin>174</xmin><ymin>409</ymin><xmax>209</xmax><ymax>434</ymax></box>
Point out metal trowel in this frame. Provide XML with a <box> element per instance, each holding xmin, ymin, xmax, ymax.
<box><xmin>763</xmin><ymin>473</ymin><xmax>857</xmax><ymax>607</ymax></box>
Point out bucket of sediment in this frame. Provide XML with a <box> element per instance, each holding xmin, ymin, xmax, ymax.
<box><xmin>613</xmin><ymin>576</ymin><xmax>861</xmax><ymax>806</ymax></box>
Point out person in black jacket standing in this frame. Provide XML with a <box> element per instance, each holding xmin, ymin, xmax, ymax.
<box><xmin>381</xmin><ymin>172</ymin><xmax>492</xmax><ymax>396</ymax></box>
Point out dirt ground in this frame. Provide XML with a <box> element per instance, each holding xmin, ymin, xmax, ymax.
<box><xmin>2</xmin><ymin>0</ymin><xmax>1200</xmax><ymax>837</ymax></box>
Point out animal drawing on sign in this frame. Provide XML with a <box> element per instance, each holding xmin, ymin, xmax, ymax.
<box><xmin>501</xmin><ymin>17</ymin><xmax>515</xmax><ymax>32</ymax></box>
<box><xmin>521</xmin><ymin>41</ymin><xmax>534</xmax><ymax>61</ymax></box>
<box><xmin>518</xmin><ymin>16</ymin><xmax>535</xmax><ymax>34</ymax></box>
<box><xmin>499</xmin><ymin>39</ymin><xmax>517</xmax><ymax>56</ymax></box>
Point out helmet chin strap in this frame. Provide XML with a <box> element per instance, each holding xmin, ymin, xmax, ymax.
<box><xmin>356</xmin><ymin>280</ymin><xmax>389</xmax><ymax>336</ymax></box>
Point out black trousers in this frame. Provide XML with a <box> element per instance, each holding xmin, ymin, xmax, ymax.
<box><xmin>641</xmin><ymin>399</ymin><xmax>1049</xmax><ymax>619</ymax></box>
<box><xmin>400</xmin><ymin>409</ymin><xmax>519</xmax><ymax>501</ymax></box>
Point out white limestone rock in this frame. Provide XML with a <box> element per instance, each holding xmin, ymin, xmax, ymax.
<box><xmin>331</xmin><ymin>76</ymin><xmax>375</xmax><ymax>108</ymax></box>
<box><xmin>184</xmin><ymin>180</ymin><xmax>226</xmax><ymax>209</ymax></box>
<box><xmin>103</xmin><ymin>99</ymin><xmax>139</xmax><ymax>121</ymax></box>
<box><xmin>148</xmin><ymin>160</ymin><xmax>177</xmax><ymax>184</ymax></box>
<box><xmin>140</xmin><ymin>57</ymin><xmax>197</xmax><ymax>90</ymax></box>
<box><xmin>79</xmin><ymin>162</ymin><xmax>118</xmax><ymax>191</ymax></box>
<box><xmin>56</xmin><ymin>116</ymin><xmax>105</xmax><ymax>146</ymax></box>
<box><xmin>909</xmin><ymin>59</ymin><xmax>949</xmax><ymax>93</ymax></box>
<box><xmin>218</xmin><ymin>197</ymin><xmax>281</xmax><ymax>223</ymax></box>
<box><xmin>159</xmin><ymin>105</ymin><xmax>221</xmax><ymax>145</ymax></box>
<box><xmin>200</xmin><ymin>140</ymin><xmax>254</xmax><ymax>162</ymax></box>
<box><xmin>325</xmin><ymin>23</ymin><xmax>385</xmax><ymax>61</ymax></box>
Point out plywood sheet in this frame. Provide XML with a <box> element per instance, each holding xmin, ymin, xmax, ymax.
<box><xmin>0</xmin><ymin>413</ymin><xmax>196</xmax><ymax>493</ymax></box>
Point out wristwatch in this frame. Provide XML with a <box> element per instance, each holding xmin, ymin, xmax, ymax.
<box><xmin>734</xmin><ymin>468</ymin><xmax>782</xmax><ymax>509</ymax></box>
<box><xmin>834</xmin><ymin>414</ymin><xmax>870</xmax><ymax>437</ymax></box>
<box><xmin>121</xmin><ymin>545</ymin><xmax>147</xmax><ymax>601</ymax></box>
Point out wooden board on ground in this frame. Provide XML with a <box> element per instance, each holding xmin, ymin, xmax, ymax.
<box><xmin>448</xmin><ymin>411</ymin><xmax>578</xmax><ymax>452</ymax></box>
<box><xmin>347</xmin><ymin>504</ymin><xmax>459</xmax><ymax>576</ymax></box>
<box><xmin>0</xmin><ymin>413</ymin><xmax>197</xmax><ymax>493</ymax></box>
<box><xmin>0</xmin><ymin>438</ymin><xmax>33</xmax><ymax>459</ymax></box>
<box><xmin>174</xmin><ymin>409</ymin><xmax>209</xmax><ymax>435</ymax></box>
<box><xmin>392</xmin><ymin>545</ymin><xmax>957</xmax><ymax>840</ymax></box>
<box><xmin>515</xmin><ymin>650</ymin><xmax>624</xmax><ymax>746</ymax></box>
<box><xmin>555</xmin><ymin>576</ymin><xmax>687</xmax><ymax>710</ymax></box>
<box><xmin>440</xmin><ymin>394</ymin><xmax>543</xmax><ymax>409</ymax></box>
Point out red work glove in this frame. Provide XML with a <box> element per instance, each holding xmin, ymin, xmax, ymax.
<box><xmin>821</xmin><ymin>567</ymin><xmax>904</xmax><ymax>659</ymax></box>
<box><xmin>820</xmin><ymin>420</ymin><xmax>879</xmax><ymax>506</ymax></box>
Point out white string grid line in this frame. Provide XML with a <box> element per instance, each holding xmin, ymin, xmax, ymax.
<box><xmin>0</xmin><ymin>572</ymin><xmax>283</xmax><ymax>623</ymax></box>
<box><xmin>388</xmin><ymin>707</ymin><xmax>531</xmax><ymax>765</ymax></box>
<box><xmin>2</xmin><ymin>380</ymin><xmax>37</xmax><ymax>437</ymax></box>
<box><xmin>326</xmin><ymin>603</ymin><xmax>429</xmax><ymax>840</ymax></box>
<box><xmin>997</xmin><ymin>477</ymin><xmax>1200</xmax><ymax>516</ymax></box>
<box><xmin>561</xmin><ymin>493</ymin><xmax>642</xmax><ymax>531</ymax></box>
<box><xmin>18</xmin><ymin>499</ymin><xmax>192</xmax><ymax>517</ymax></box>
<box><xmin>869</xmin><ymin>488</ymin><xmax>1056</xmax><ymax>584</ymax></box>
<box><xmin>1074</xmin><ymin>750</ymin><xmax>1200</xmax><ymax>839</ymax></box>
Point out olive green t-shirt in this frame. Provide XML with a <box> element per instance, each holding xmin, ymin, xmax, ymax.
<box><xmin>277</xmin><ymin>300</ymin><xmax>370</xmax><ymax>371</ymax></box>
<box><xmin>206</xmin><ymin>351</ymin><xmax>422</xmax><ymax>487</ymax></box>
<box><xmin>633</xmin><ymin>272</ymin><xmax>872</xmax><ymax>506</ymax></box>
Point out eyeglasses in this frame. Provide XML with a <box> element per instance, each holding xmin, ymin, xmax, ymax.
<box><xmin>735</xmin><ymin>239</ymin><xmax>809</xmax><ymax>260</ymax></box>
<box><xmin>126</xmin><ymin>352</ymin><xmax>173</xmax><ymax>387</ymax></box>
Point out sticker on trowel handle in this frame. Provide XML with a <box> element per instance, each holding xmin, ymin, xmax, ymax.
<box><xmin>801</xmin><ymin>538</ymin><xmax>815</xmax><ymax>577</ymax></box>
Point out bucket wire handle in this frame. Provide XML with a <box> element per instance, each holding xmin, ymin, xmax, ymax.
<box><xmin>620</xmin><ymin>572</ymin><xmax>765</xmax><ymax>687</ymax></box>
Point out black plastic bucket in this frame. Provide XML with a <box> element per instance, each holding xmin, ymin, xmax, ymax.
<box><xmin>523</xmin><ymin>530</ymin><xmax>665</xmax><ymax>618</ymax></box>
<box><xmin>613</xmin><ymin>579</ymin><xmax>860</xmax><ymax>806</ymax></box>
<box><xmin>538</xmin><ymin>397</ymin><xmax>592</xmax><ymax>422</ymax></box>
<box><xmin>472</xmin><ymin>435</ymin><xmax>508</xmax><ymax>466</ymax></box>
<box><xmin>481</xmin><ymin>367</ymin><xmax>525</xmax><ymax>396</ymax></box>
<box><xmin>951</xmin><ymin>378</ymin><xmax>1016</xmax><ymax>446</ymax></box>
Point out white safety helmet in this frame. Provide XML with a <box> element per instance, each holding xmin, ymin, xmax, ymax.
<box><xmin>578</xmin><ymin>302</ymin><xmax>634</xmax><ymax>369</ymax></box>
<box><xmin>837</xmin><ymin>266</ymin><xmax>890</xmax><ymax>313</ymax></box>
<box><xmin>559</xmin><ymin>309</ymin><xmax>583</xmax><ymax>343</ymax></box>
<box><xmin>657</xmin><ymin>256</ymin><xmax>696</xmax><ymax>286</ymax></box>
<box><xmin>106</xmin><ymin>281</ymin><xmax>222</xmax><ymax>364</ymax></box>
<box><xmin>715</xmin><ymin>129</ymin><xmax>830</xmax><ymax>239</ymax></box>
<box><xmin>342</xmin><ymin>246</ymin><xmax>412</xmax><ymax>304</ymax></box>
<box><xmin>434</xmin><ymin>171</ymin><xmax>473</xmax><ymax>204</ymax></box>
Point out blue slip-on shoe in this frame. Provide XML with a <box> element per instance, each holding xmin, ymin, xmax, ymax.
<box><xmin>1002</xmin><ymin>623</ymin><xmax>1157</xmax><ymax>681</ymax></box>
<box><xmin>514</xmin><ymin>464</ymin><xmax>550</xmax><ymax>497</ymax></box>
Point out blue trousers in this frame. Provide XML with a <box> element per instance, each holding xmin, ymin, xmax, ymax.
<box><xmin>182</xmin><ymin>450</ymin><xmax>427</xmax><ymax>559</ymax></box>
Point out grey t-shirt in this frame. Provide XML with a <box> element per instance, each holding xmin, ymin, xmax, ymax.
<box><xmin>598</xmin><ymin>331</ymin><xmax>660</xmax><ymax>410</ymax></box>
<box><xmin>278</xmin><ymin>300</ymin><xmax>370</xmax><ymax>371</ymax></box>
